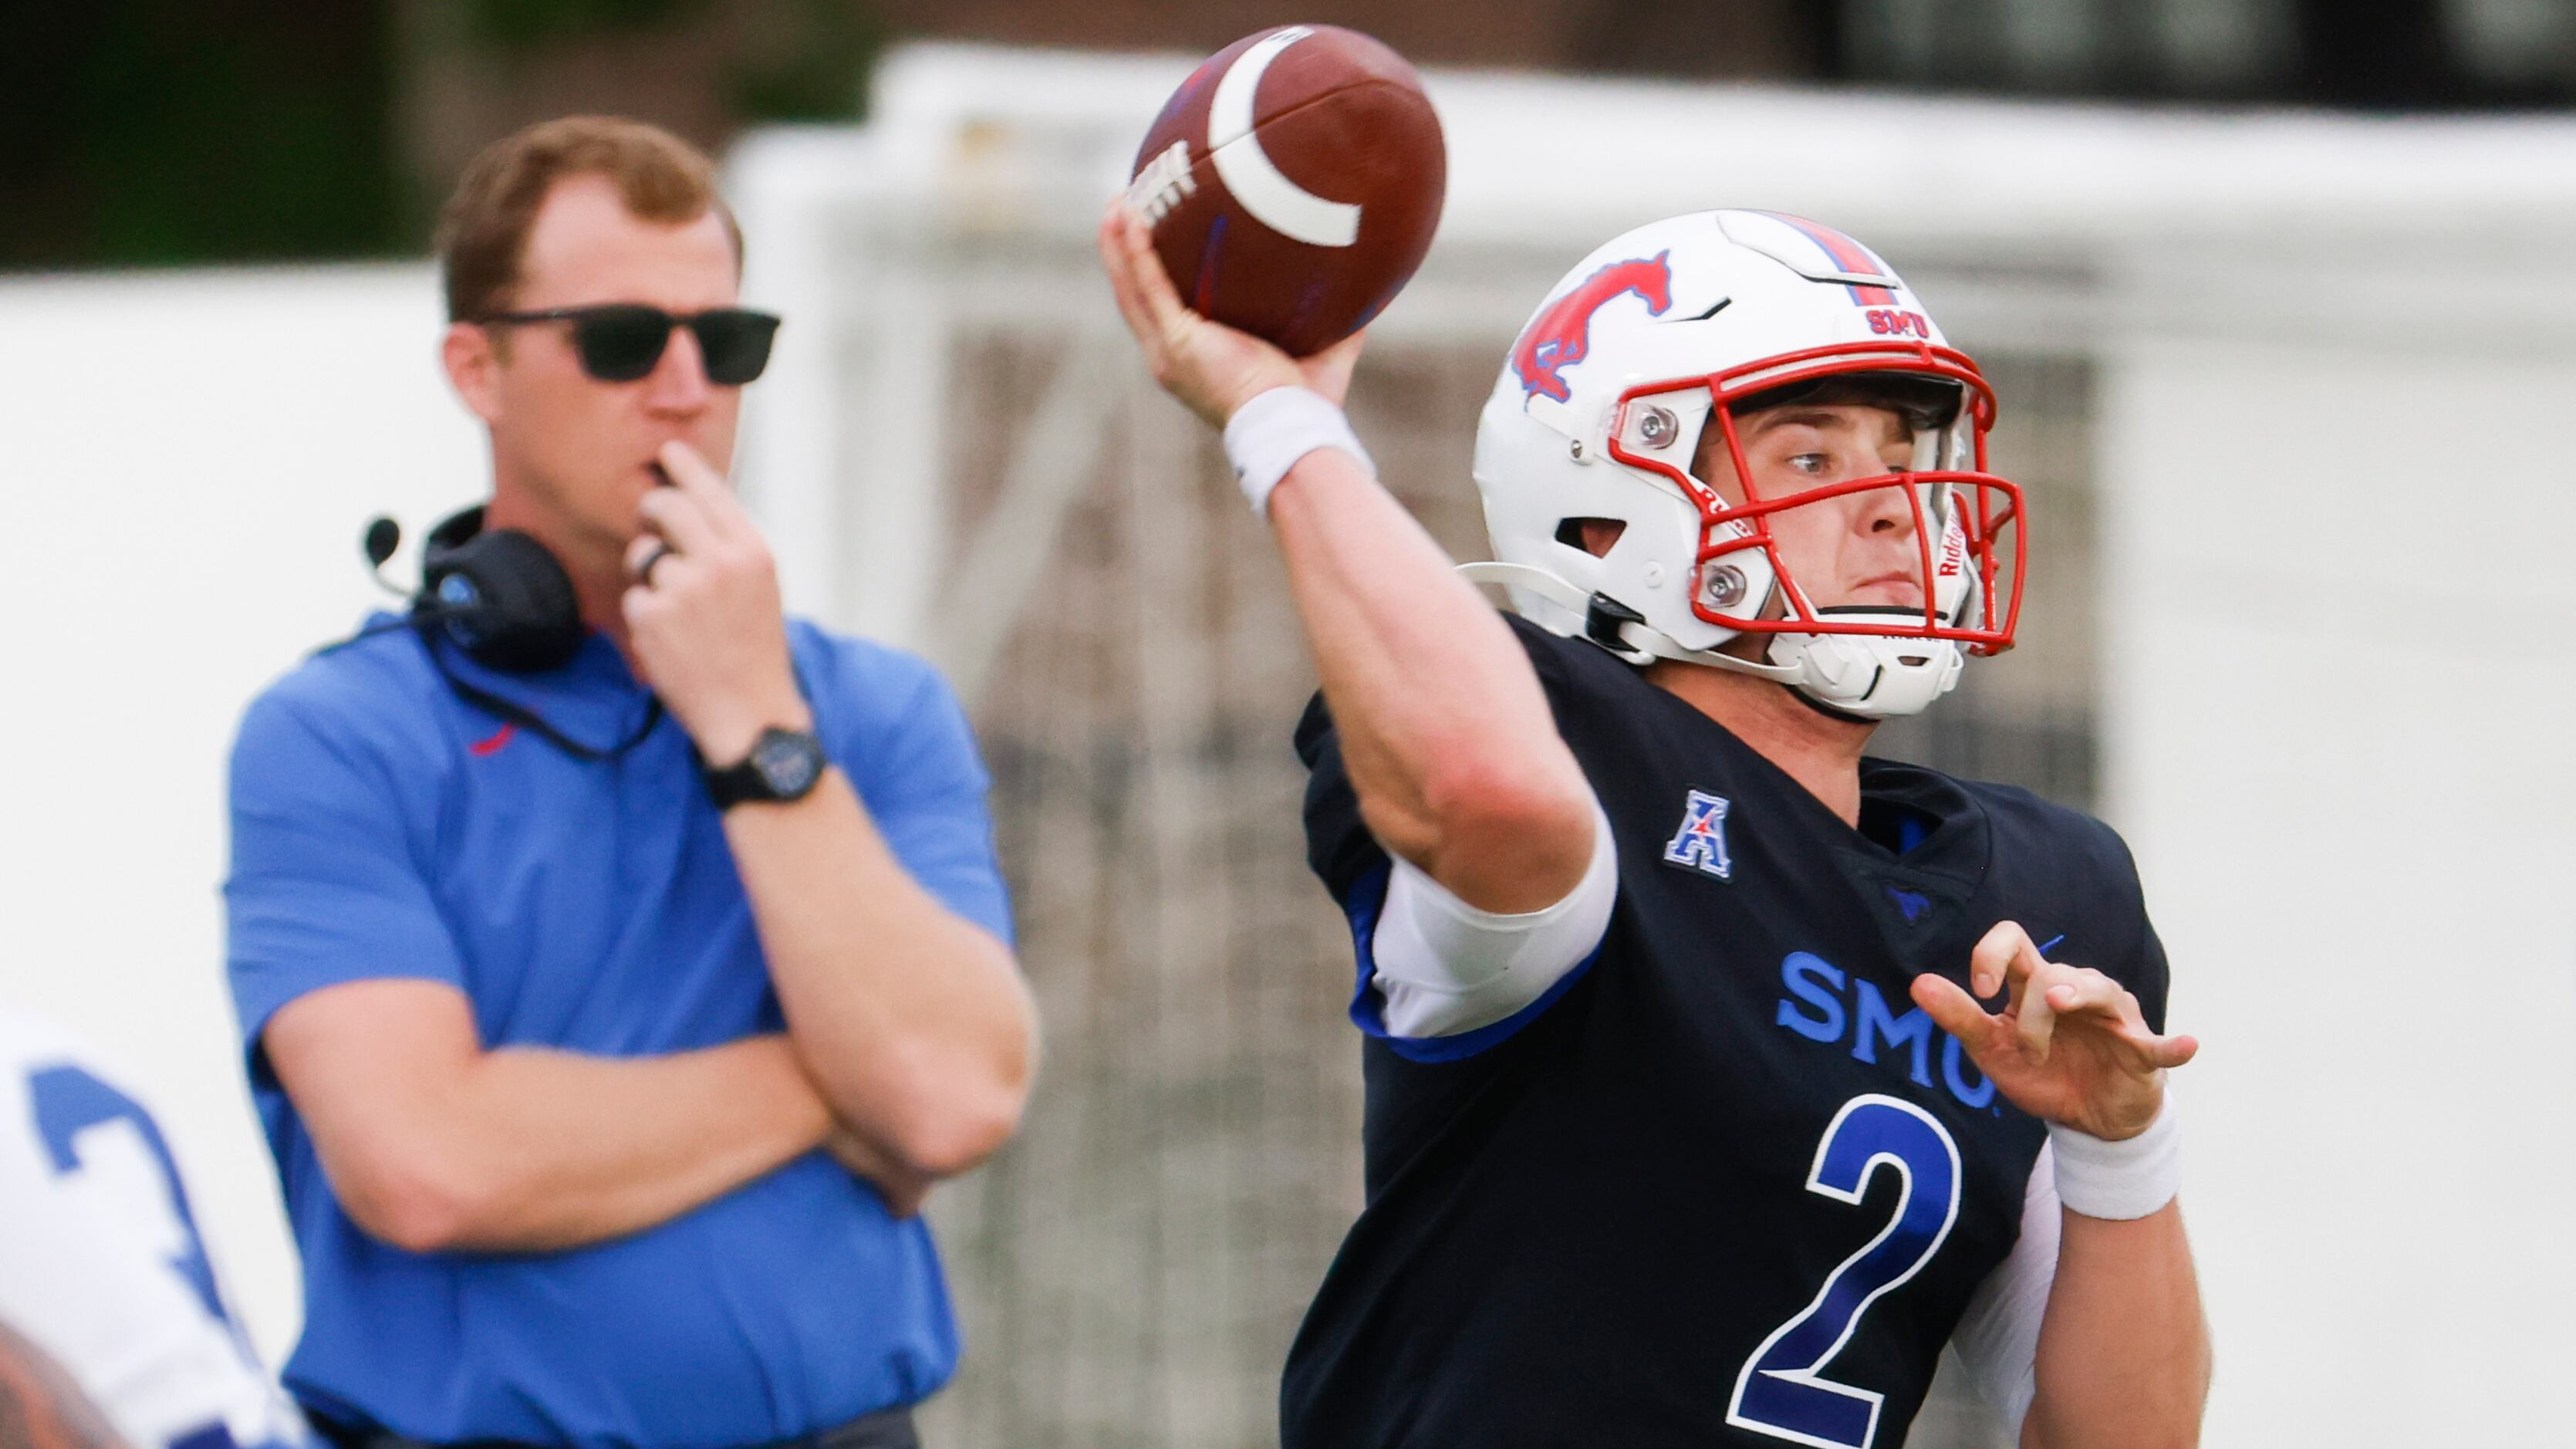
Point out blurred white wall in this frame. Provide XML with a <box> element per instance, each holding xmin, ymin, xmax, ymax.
<box><xmin>2101</xmin><ymin>330</ymin><xmax>2576</xmax><ymax>1442</ymax></box>
<box><xmin>0</xmin><ymin>265</ymin><xmax>487</xmax><ymax>1363</ymax></box>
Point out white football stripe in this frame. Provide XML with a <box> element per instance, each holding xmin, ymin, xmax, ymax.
<box><xmin>1208</xmin><ymin>25</ymin><xmax>1362</xmax><ymax>248</ymax></box>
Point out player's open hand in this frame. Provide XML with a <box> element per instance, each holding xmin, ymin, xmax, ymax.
<box><xmin>622</xmin><ymin>439</ymin><xmax>811</xmax><ymax>765</ymax></box>
<box><xmin>1911</xmin><ymin>921</ymin><xmax>2196</xmax><ymax>1141</ymax></box>
<box><xmin>1097</xmin><ymin>201</ymin><xmax>1363</xmax><ymax>430</ymax></box>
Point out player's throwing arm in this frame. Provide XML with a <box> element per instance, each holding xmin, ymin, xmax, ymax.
<box><xmin>1098</xmin><ymin>206</ymin><xmax>1596</xmax><ymax>917</ymax></box>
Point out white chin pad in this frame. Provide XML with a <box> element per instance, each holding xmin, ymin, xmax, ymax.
<box><xmin>1767</xmin><ymin>624</ymin><xmax>1964</xmax><ymax>718</ymax></box>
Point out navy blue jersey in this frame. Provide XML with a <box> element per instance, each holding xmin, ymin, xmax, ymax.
<box><xmin>1282</xmin><ymin>616</ymin><xmax>2167</xmax><ymax>1449</ymax></box>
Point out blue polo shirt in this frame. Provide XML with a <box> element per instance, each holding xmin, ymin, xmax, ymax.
<box><xmin>224</xmin><ymin>615</ymin><xmax>1013</xmax><ymax>1449</ymax></box>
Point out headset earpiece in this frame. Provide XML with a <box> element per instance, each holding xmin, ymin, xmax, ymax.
<box><xmin>318</xmin><ymin>509</ymin><xmax>660</xmax><ymax>757</ymax></box>
<box><xmin>417</xmin><ymin>507</ymin><xmax>586</xmax><ymax>673</ymax></box>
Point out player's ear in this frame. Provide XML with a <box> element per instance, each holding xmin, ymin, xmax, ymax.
<box><xmin>442</xmin><ymin>321</ymin><xmax>504</xmax><ymax>425</ymax></box>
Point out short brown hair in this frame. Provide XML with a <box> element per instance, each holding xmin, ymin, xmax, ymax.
<box><xmin>436</xmin><ymin>116</ymin><xmax>744</xmax><ymax>322</ymax></box>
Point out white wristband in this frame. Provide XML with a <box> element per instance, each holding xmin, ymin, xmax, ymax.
<box><xmin>2048</xmin><ymin>1096</ymin><xmax>2181</xmax><ymax>1221</ymax></box>
<box><xmin>1221</xmin><ymin>386</ymin><xmax>1373</xmax><ymax>515</ymax></box>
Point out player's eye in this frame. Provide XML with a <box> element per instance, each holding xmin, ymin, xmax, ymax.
<box><xmin>1788</xmin><ymin>452</ymin><xmax>1828</xmax><ymax>475</ymax></box>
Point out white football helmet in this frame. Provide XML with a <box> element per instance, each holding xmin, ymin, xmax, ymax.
<box><xmin>1467</xmin><ymin>210</ymin><xmax>2024</xmax><ymax>719</ymax></box>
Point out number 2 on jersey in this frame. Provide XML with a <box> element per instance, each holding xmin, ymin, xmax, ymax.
<box><xmin>1726</xmin><ymin>1094</ymin><xmax>1963</xmax><ymax>1449</ymax></box>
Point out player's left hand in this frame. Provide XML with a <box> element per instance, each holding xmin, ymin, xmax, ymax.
<box><xmin>622</xmin><ymin>439</ymin><xmax>812</xmax><ymax>765</ymax></box>
<box><xmin>1911</xmin><ymin>921</ymin><xmax>2198</xmax><ymax>1141</ymax></box>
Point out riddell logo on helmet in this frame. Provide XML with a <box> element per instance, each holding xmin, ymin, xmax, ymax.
<box><xmin>1511</xmin><ymin>252</ymin><xmax>1673</xmax><ymax>404</ymax></box>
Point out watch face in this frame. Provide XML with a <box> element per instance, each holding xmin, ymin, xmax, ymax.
<box><xmin>751</xmin><ymin>731</ymin><xmax>822</xmax><ymax>795</ymax></box>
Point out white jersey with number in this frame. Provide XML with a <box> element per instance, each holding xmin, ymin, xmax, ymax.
<box><xmin>0</xmin><ymin>1009</ymin><xmax>309</xmax><ymax>1449</ymax></box>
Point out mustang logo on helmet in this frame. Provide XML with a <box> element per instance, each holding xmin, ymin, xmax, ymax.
<box><xmin>1510</xmin><ymin>252</ymin><xmax>1673</xmax><ymax>404</ymax></box>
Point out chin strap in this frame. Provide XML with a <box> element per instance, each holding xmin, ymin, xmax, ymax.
<box><xmin>1454</xmin><ymin>561</ymin><xmax>1802</xmax><ymax>684</ymax></box>
<box><xmin>1455</xmin><ymin>560</ymin><xmax>1960</xmax><ymax>720</ymax></box>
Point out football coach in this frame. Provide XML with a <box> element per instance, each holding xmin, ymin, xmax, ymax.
<box><xmin>223</xmin><ymin>117</ymin><xmax>1035</xmax><ymax>1449</ymax></box>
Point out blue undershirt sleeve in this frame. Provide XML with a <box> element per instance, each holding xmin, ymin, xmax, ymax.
<box><xmin>223</xmin><ymin>693</ymin><xmax>466</xmax><ymax>1080</ymax></box>
<box><xmin>844</xmin><ymin>662</ymin><xmax>1015</xmax><ymax>947</ymax></box>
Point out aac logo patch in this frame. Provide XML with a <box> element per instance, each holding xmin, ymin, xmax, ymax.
<box><xmin>1661</xmin><ymin>789</ymin><xmax>1734</xmax><ymax>880</ymax></box>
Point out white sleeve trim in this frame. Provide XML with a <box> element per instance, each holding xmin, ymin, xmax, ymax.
<box><xmin>1368</xmin><ymin>799</ymin><xmax>1617</xmax><ymax>1039</ymax></box>
<box><xmin>1949</xmin><ymin>1144</ymin><xmax>2058</xmax><ymax>1436</ymax></box>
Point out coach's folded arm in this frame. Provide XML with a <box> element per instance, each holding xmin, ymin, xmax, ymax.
<box><xmin>266</xmin><ymin>982</ymin><xmax>809</xmax><ymax>1253</ymax></box>
<box><xmin>711</xmin><ymin>753</ymin><xmax>1036</xmax><ymax>1183</ymax></box>
<box><xmin>262</xmin><ymin>787</ymin><xmax>1031</xmax><ymax>1256</ymax></box>
<box><xmin>612</xmin><ymin>439</ymin><xmax>1037</xmax><ymax>1196</ymax></box>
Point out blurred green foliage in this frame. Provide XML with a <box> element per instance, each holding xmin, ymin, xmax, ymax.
<box><xmin>0</xmin><ymin>0</ymin><xmax>879</xmax><ymax>271</ymax></box>
<box><xmin>729</xmin><ymin>0</ymin><xmax>884</xmax><ymax>123</ymax></box>
<box><xmin>467</xmin><ymin>0</ymin><xmax>711</xmax><ymax>52</ymax></box>
<box><xmin>0</xmin><ymin>2</ymin><xmax>400</xmax><ymax>268</ymax></box>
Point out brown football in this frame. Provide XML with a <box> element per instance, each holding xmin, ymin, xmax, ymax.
<box><xmin>1125</xmin><ymin>25</ymin><xmax>1447</xmax><ymax>357</ymax></box>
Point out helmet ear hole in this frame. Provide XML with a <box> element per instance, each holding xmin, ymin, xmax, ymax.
<box><xmin>1554</xmin><ymin>517</ymin><xmax>1628</xmax><ymax>558</ymax></box>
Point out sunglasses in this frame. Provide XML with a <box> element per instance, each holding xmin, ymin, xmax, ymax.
<box><xmin>475</xmin><ymin>305</ymin><xmax>783</xmax><ymax>385</ymax></box>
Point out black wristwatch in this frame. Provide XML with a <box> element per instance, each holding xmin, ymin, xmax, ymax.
<box><xmin>703</xmin><ymin>726</ymin><xmax>828</xmax><ymax>809</ymax></box>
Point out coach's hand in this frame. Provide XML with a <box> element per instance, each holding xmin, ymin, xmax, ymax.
<box><xmin>1098</xmin><ymin>201</ymin><xmax>1364</xmax><ymax>431</ymax></box>
<box><xmin>1911</xmin><ymin>921</ymin><xmax>2197</xmax><ymax>1142</ymax></box>
<box><xmin>623</xmin><ymin>439</ymin><xmax>812</xmax><ymax>765</ymax></box>
<box><xmin>823</xmin><ymin>1125</ymin><xmax>934</xmax><ymax>1220</ymax></box>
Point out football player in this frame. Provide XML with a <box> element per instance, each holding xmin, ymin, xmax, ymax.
<box><xmin>1099</xmin><ymin>203</ymin><xmax>2209</xmax><ymax>1448</ymax></box>
<box><xmin>0</xmin><ymin>1009</ymin><xmax>310</xmax><ymax>1449</ymax></box>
